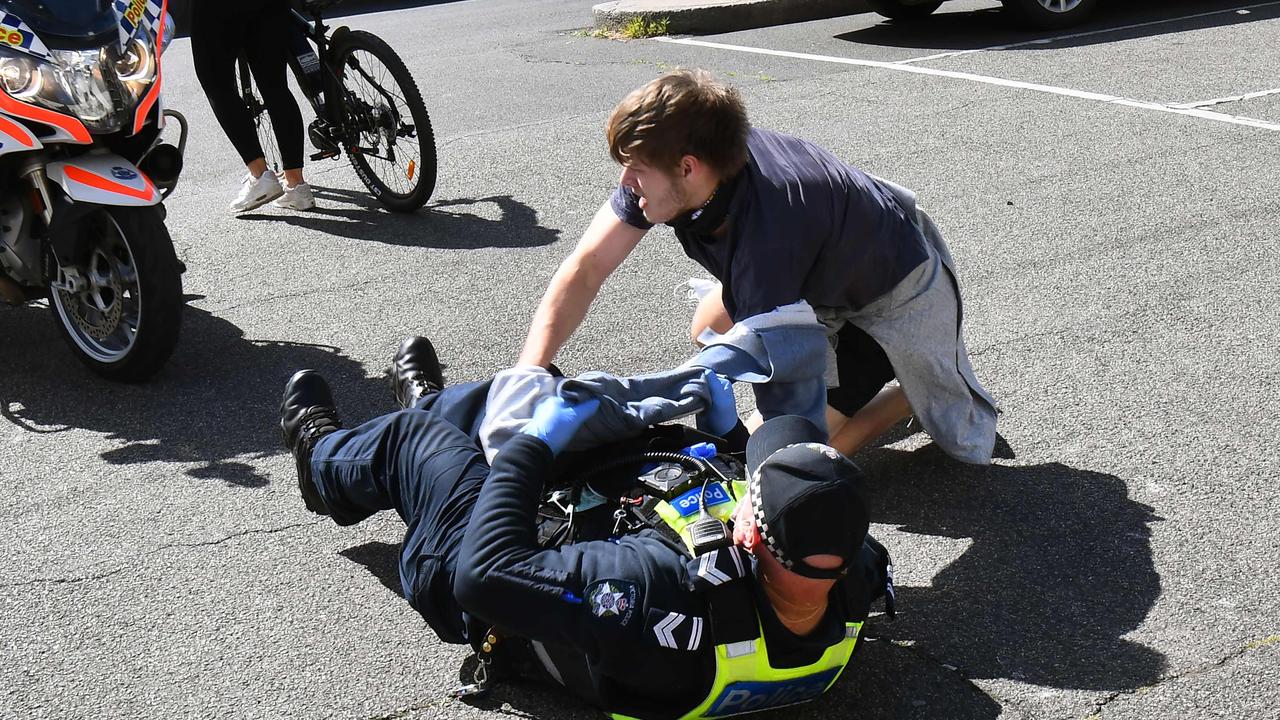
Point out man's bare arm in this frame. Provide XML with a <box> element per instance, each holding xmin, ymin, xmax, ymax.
<box><xmin>518</xmin><ymin>201</ymin><xmax>647</xmax><ymax>367</ymax></box>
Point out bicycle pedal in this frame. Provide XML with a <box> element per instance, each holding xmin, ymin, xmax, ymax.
<box><xmin>309</xmin><ymin>150</ymin><xmax>340</xmax><ymax>161</ymax></box>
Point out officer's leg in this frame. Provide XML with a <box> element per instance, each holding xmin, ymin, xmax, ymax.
<box><xmin>309</xmin><ymin>409</ymin><xmax>487</xmax><ymax>528</ymax></box>
<box><xmin>310</xmin><ymin>409</ymin><xmax>487</xmax><ymax>644</ymax></box>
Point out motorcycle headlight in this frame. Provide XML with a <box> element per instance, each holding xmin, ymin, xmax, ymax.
<box><xmin>0</xmin><ymin>38</ymin><xmax>157</xmax><ymax>135</ymax></box>
<box><xmin>116</xmin><ymin>37</ymin><xmax>154</xmax><ymax>83</ymax></box>
<box><xmin>0</xmin><ymin>54</ymin><xmax>39</xmax><ymax>98</ymax></box>
<box><xmin>49</xmin><ymin>48</ymin><xmax>127</xmax><ymax>131</ymax></box>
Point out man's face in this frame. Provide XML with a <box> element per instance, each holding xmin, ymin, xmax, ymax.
<box><xmin>618</xmin><ymin>158</ymin><xmax>691</xmax><ymax>224</ymax></box>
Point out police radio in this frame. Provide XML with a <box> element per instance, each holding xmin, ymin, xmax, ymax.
<box><xmin>686</xmin><ymin>445</ymin><xmax>737</xmax><ymax>556</ymax></box>
<box><xmin>687</xmin><ymin>487</ymin><xmax>733</xmax><ymax>556</ymax></box>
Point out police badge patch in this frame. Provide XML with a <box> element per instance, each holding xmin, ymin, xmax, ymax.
<box><xmin>585</xmin><ymin>580</ymin><xmax>639</xmax><ymax>626</ymax></box>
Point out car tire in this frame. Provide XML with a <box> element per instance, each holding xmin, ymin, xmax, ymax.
<box><xmin>866</xmin><ymin>0</ymin><xmax>944</xmax><ymax>21</ymax></box>
<box><xmin>1002</xmin><ymin>0</ymin><xmax>1099</xmax><ymax>29</ymax></box>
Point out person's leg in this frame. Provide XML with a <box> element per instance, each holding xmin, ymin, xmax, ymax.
<box><xmin>824</xmin><ymin>322</ymin><xmax>910</xmax><ymax>457</ymax></box>
<box><xmin>243</xmin><ymin>3</ymin><xmax>306</xmax><ymax>181</ymax></box>
<box><xmin>191</xmin><ymin>3</ymin><xmax>267</xmax><ymax>170</ymax></box>
<box><xmin>828</xmin><ymin>385</ymin><xmax>912</xmax><ymax>457</ymax></box>
<box><xmin>309</xmin><ymin>408</ymin><xmax>486</xmax><ymax>528</ymax></box>
<box><xmin>312</xmin><ymin>407</ymin><xmax>486</xmax><ymax>640</ymax></box>
<box><xmin>310</xmin><ymin>408</ymin><xmax>487</xmax><ymax>644</ymax></box>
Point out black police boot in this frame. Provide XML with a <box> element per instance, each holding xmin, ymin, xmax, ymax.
<box><xmin>280</xmin><ymin>370</ymin><xmax>342</xmax><ymax>516</ymax></box>
<box><xmin>390</xmin><ymin>336</ymin><xmax>445</xmax><ymax>409</ymax></box>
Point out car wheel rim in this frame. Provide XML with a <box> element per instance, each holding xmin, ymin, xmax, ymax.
<box><xmin>1036</xmin><ymin>0</ymin><xmax>1083</xmax><ymax>12</ymax></box>
<box><xmin>51</xmin><ymin>214</ymin><xmax>141</xmax><ymax>363</ymax></box>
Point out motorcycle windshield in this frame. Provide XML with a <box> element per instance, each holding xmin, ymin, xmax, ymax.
<box><xmin>0</xmin><ymin>0</ymin><xmax>120</xmax><ymax>43</ymax></box>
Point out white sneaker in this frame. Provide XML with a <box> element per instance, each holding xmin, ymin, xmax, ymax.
<box><xmin>229</xmin><ymin>172</ymin><xmax>283</xmax><ymax>214</ymax></box>
<box><xmin>273</xmin><ymin>182</ymin><xmax>316</xmax><ymax>211</ymax></box>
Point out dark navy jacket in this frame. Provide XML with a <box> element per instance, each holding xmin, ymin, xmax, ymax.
<box><xmin>611</xmin><ymin>128</ymin><xmax>929</xmax><ymax>321</ymax></box>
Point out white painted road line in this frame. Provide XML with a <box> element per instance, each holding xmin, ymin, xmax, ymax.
<box><xmin>657</xmin><ymin>37</ymin><xmax>1280</xmax><ymax>132</ymax></box>
<box><xmin>893</xmin><ymin>0</ymin><xmax>1280</xmax><ymax>66</ymax></box>
<box><xmin>1170</xmin><ymin>87</ymin><xmax>1280</xmax><ymax>109</ymax></box>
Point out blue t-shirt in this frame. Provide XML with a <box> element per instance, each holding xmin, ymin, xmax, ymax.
<box><xmin>611</xmin><ymin>128</ymin><xmax>929</xmax><ymax>320</ymax></box>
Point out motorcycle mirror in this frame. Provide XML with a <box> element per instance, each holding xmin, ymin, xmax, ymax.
<box><xmin>161</xmin><ymin>13</ymin><xmax>175</xmax><ymax>52</ymax></box>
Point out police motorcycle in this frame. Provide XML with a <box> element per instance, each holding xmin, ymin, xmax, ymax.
<box><xmin>460</xmin><ymin>428</ymin><xmax>895</xmax><ymax>719</ymax></box>
<box><xmin>0</xmin><ymin>0</ymin><xmax>186</xmax><ymax>381</ymax></box>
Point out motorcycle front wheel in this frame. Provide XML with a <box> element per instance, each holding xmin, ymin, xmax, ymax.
<box><xmin>333</xmin><ymin>30</ymin><xmax>437</xmax><ymax>212</ymax></box>
<box><xmin>49</xmin><ymin>206</ymin><xmax>183</xmax><ymax>382</ymax></box>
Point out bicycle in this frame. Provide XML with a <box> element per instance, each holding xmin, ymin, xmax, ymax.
<box><xmin>237</xmin><ymin>0</ymin><xmax>437</xmax><ymax>212</ymax></box>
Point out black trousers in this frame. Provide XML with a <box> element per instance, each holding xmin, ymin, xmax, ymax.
<box><xmin>826</xmin><ymin>321</ymin><xmax>897</xmax><ymax>417</ymax></box>
<box><xmin>309</xmin><ymin>379</ymin><xmax>495</xmax><ymax>645</ymax></box>
<box><xmin>191</xmin><ymin>0</ymin><xmax>305</xmax><ymax>170</ymax></box>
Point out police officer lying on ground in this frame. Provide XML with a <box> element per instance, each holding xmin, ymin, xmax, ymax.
<box><xmin>280</xmin><ymin>337</ymin><xmax>893</xmax><ymax>719</ymax></box>
<box><xmin>519</xmin><ymin>69</ymin><xmax>997</xmax><ymax>463</ymax></box>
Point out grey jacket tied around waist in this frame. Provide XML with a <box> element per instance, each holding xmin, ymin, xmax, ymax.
<box><xmin>817</xmin><ymin>176</ymin><xmax>999</xmax><ymax>464</ymax></box>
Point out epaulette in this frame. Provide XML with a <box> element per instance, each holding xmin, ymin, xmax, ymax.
<box><xmin>688</xmin><ymin>545</ymin><xmax>750</xmax><ymax>591</ymax></box>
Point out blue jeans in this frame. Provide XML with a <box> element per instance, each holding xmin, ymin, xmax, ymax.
<box><xmin>309</xmin><ymin>380</ymin><xmax>492</xmax><ymax>644</ymax></box>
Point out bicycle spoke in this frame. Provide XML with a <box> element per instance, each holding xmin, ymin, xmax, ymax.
<box><xmin>340</xmin><ymin>48</ymin><xmax>424</xmax><ymax>197</ymax></box>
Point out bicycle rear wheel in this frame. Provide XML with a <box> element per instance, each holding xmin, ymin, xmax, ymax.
<box><xmin>331</xmin><ymin>30</ymin><xmax>437</xmax><ymax>212</ymax></box>
<box><xmin>235</xmin><ymin>57</ymin><xmax>284</xmax><ymax>176</ymax></box>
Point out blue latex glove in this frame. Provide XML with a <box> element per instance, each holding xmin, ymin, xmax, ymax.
<box><xmin>520</xmin><ymin>395</ymin><xmax>601</xmax><ymax>455</ymax></box>
<box><xmin>698</xmin><ymin>370</ymin><xmax>739</xmax><ymax>437</ymax></box>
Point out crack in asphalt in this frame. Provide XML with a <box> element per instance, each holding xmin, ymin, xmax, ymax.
<box><xmin>1085</xmin><ymin>633</ymin><xmax>1280</xmax><ymax>718</ymax></box>
<box><xmin>158</xmin><ymin>519</ymin><xmax>326</xmax><ymax>550</ymax></box>
<box><xmin>362</xmin><ymin>699</ymin><xmax>444</xmax><ymax>720</ymax></box>
<box><xmin>438</xmin><ymin>112</ymin><xmax>599</xmax><ymax>149</ymax></box>
<box><xmin>206</xmin><ymin>270</ymin><xmax>404</xmax><ymax>315</ymax></box>
<box><xmin>1</xmin><ymin>520</ymin><xmax>325</xmax><ymax>589</ymax></box>
<box><xmin>884</xmin><ymin>638</ymin><xmax>1027</xmax><ymax>719</ymax></box>
<box><xmin>0</xmin><ymin>566</ymin><xmax>129</xmax><ymax>589</ymax></box>
<box><xmin>511</xmin><ymin>49</ymin><xmax>598</xmax><ymax>67</ymax></box>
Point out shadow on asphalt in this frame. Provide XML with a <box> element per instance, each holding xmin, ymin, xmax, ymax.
<box><xmin>0</xmin><ymin>299</ymin><xmax>390</xmax><ymax>487</ymax></box>
<box><xmin>859</xmin><ymin>444</ymin><xmax>1165</xmax><ymax>693</ymax></box>
<box><xmin>238</xmin><ymin>187</ymin><xmax>561</xmax><ymax>250</ymax></box>
<box><xmin>838</xmin><ymin>0</ymin><xmax>1278</xmax><ymax>51</ymax></box>
<box><xmin>341</xmin><ymin>541</ymin><xmax>406</xmax><ymax>596</ymax></box>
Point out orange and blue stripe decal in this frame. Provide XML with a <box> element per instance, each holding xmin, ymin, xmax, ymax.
<box><xmin>63</xmin><ymin>164</ymin><xmax>158</xmax><ymax>203</ymax></box>
<box><xmin>133</xmin><ymin>66</ymin><xmax>162</xmax><ymax>135</ymax></box>
<box><xmin>131</xmin><ymin>0</ymin><xmax>167</xmax><ymax>134</ymax></box>
<box><xmin>0</xmin><ymin>88</ymin><xmax>91</xmax><ymax>144</ymax></box>
<box><xmin>0</xmin><ymin>113</ymin><xmax>35</xmax><ymax>147</ymax></box>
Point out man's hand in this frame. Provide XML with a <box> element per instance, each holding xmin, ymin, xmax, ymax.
<box><xmin>699</xmin><ymin>370</ymin><xmax>739</xmax><ymax>437</ymax></box>
<box><xmin>520</xmin><ymin>396</ymin><xmax>602</xmax><ymax>455</ymax></box>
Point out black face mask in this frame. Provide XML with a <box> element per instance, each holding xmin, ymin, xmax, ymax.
<box><xmin>666</xmin><ymin>171</ymin><xmax>742</xmax><ymax>235</ymax></box>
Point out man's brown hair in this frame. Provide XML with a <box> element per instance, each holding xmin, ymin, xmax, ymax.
<box><xmin>606</xmin><ymin>69</ymin><xmax>749</xmax><ymax>177</ymax></box>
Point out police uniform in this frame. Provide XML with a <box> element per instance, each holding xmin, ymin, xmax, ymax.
<box><xmin>309</xmin><ymin>378</ymin><xmax>892</xmax><ymax>719</ymax></box>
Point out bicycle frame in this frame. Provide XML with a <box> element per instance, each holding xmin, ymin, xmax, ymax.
<box><xmin>264</xmin><ymin>4</ymin><xmax>412</xmax><ymax>163</ymax></box>
<box><xmin>283</xmin><ymin>5</ymin><xmax>342</xmax><ymax>127</ymax></box>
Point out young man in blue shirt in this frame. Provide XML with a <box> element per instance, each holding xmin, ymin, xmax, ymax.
<box><xmin>518</xmin><ymin>70</ymin><xmax>997</xmax><ymax>463</ymax></box>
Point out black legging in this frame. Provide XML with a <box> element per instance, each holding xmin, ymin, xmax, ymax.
<box><xmin>192</xmin><ymin>0</ymin><xmax>304</xmax><ymax>171</ymax></box>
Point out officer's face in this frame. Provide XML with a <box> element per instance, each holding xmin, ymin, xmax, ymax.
<box><xmin>734</xmin><ymin>492</ymin><xmax>847</xmax><ymax>580</ymax></box>
<box><xmin>619</xmin><ymin>158</ymin><xmax>693</xmax><ymax>224</ymax></box>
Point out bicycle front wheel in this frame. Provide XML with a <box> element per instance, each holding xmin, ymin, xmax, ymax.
<box><xmin>332</xmin><ymin>30</ymin><xmax>437</xmax><ymax>212</ymax></box>
<box><xmin>236</xmin><ymin>57</ymin><xmax>283</xmax><ymax>176</ymax></box>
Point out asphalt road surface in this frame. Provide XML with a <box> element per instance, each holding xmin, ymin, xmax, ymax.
<box><xmin>2</xmin><ymin>0</ymin><xmax>1278</xmax><ymax>718</ymax></box>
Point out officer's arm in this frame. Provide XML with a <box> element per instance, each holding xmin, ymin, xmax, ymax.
<box><xmin>454</xmin><ymin>433</ymin><xmax>632</xmax><ymax>652</ymax></box>
<box><xmin>517</xmin><ymin>201</ymin><xmax>646</xmax><ymax>368</ymax></box>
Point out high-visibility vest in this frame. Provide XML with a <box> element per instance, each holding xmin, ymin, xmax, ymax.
<box><xmin>614</xmin><ymin>480</ymin><xmax>861</xmax><ymax>719</ymax></box>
